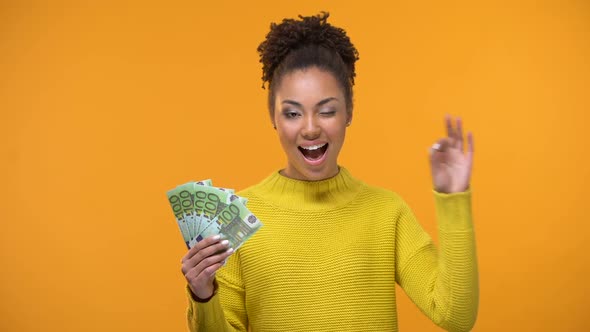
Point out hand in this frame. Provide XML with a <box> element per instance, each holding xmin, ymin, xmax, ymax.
<box><xmin>429</xmin><ymin>115</ymin><xmax>474</xmax><ymax>193</ymax></box>
<box><xmin>181</xmin><ymin>235</ymin><xmax>234</xmax><ymax>300</ymax></box>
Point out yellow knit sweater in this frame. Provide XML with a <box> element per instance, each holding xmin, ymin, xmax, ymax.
<box><xmin>187</xmin><ymin>168</ymin><xmax>478</xmax><ymax>331</ymax></box>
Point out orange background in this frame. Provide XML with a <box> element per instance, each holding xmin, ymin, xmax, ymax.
<box><xmin>1</xmin><ymin>1</ymin><xmax>589</xmax><ymax>331</ymax></box>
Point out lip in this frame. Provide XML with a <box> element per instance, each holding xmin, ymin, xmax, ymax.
<box><xmin>299</xmin><ymin>141</ymin><xmax>327</xmax><ymax>149</ymax></box>
<box><xmin>299</xmin><ymin>143</ymin><xmax>329</xmax><ymax>166</ymax></box>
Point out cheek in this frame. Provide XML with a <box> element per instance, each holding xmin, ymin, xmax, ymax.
<box><xmin>326</xmin><ymin>125</ymin><xmax>347</xmax><ymax>145</ymax></box>
<box><xmin>276</xmin><ymin>124</ymin><xmax>297</xmax><ymax>147</ymax></box>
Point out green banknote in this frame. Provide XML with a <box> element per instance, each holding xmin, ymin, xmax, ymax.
<box><xmin>166</xmin><ymin>182</ymin><xmax>195</xmax><ymax>248</ymax></box>
<box><xmin>191</xmin><ymin>185</ymin><xmax>234</xmax><ymax>246</ymax></box>
<box><xmin>189</xmin><ymin>180</ymin><xmax>213</xmax><ymax>242</ymax></box>
<box><xmin>166</xmin><ymin>179</ymin><xmax>213</xmax><ymax>248</ymax></box>
<box><xmin>190</xmin><ymin>187</ymin><xmax>249</xmax><ymax>246</ymax></box>
<box><xmin>198</xmin><ymin>199</ymin><xmax>262</xmax><ymax>250</ymax></box>
<box><xmin>167</xmin><ymin>180</ymin><xmax>258</xmax><ymax>249</ymax></box>
<box><xmin>195</xmin><ymin>179</ymin><xmax>212</xmax><ymax>186</ymax></box>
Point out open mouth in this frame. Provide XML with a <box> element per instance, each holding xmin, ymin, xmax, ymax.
<box><xmin>298</xmin><ymin>143</ymin><xmax>328</xmax><ymax>161</ymax></box>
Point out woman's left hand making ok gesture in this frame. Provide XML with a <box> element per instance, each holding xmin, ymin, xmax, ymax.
<box><xmin>429</xmin><ymin>115</ymin><xmax>475</xmax><ymax>194</ymax></box>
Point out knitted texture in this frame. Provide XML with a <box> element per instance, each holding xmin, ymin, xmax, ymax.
<box><xmin>187</xmin><ymin>168</ymin><xmax>478</xmax><ymax>331</ymax></box>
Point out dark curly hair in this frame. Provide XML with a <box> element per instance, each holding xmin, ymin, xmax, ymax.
<box><xmin>257</xmin><ymin>12</ymin><xmax>359</xmax><ymax>120</ymax></box>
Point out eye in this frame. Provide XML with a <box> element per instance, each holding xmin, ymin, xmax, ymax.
<box><xmin>282</xmin><ymin>109</ymin><xmax>300</xmax><ymax>119</ymax></box>
<box><xmin>319</xmin><ymin>110</ymin><xmax>337</xmax><ymax>117</ymax></box>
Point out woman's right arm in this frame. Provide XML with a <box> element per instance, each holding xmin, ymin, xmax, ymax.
<box><xmin>182</xmin><ymin>236</ymin><xmax>247</xmax><ymax>332</ymax></box>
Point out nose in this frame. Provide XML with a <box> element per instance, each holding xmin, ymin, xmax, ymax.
<box><xmin>301</xmin><ymin>114</ymin><xmax>320</xmax><ymax>140</ymax></box>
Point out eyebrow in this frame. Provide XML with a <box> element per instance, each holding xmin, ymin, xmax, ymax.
<box><xmin>281</xmin><ymin>97</ymin><xmax>338</xmax><ymax>108</ymax></box>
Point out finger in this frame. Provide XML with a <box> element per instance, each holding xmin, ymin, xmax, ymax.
<box><xmin>182</xmin><ymin>239</ymin><xmax>230</xmax><ymax>275</ymax></box>
<box><xmin>182</xmin><ymin>235</ymin><xmax>222</xmax><ymax>263</ymax></box>
<box><xmin>187</xmin><ymin>240</ymin><xmax>231</xmax><ymax>268</ymax></box>
<box><xmin>429</xmin><ymin>137</ymin><xmax>452</xmax><ymax>156</ymax></box>
<box><xmin>445</xmin><ymin>114</ymin><xmax>454</xmax><ymax>138</ymax></box>
<box><xmin>186</xmin><ymin>261</ymin><xmax>223</xmax><ymax>287</ymax></box>
<box><xmin>201</xmin><ymin>262</ymin><xmax>225</xmax><ymax>280</ymax></box>
<box><xmin>456</xmin><ymin>117</ymin><xmax>464</xmax><ymax>151</ymax></box>
<box><xmin>467</xmin><ymin>131</ymin><xmax>474</xmax><ymax>160</ymax></box>
<box><xmin>191</xmin><ymin>248</ymin><xmax>234</xmax><ymax>278</ymax></box>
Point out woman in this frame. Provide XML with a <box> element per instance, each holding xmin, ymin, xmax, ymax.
<box><xmin>181</xmin><ymin>12</ymin><xmax>478</xmax><ymax>332</ymax></box>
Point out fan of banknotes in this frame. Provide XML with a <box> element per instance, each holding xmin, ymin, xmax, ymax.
<box><xmin>167</xmin><ymin>179</ymin><xmax>262</xmax><ymax>249</ymax></box>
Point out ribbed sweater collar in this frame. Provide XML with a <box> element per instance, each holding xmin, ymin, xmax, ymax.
<box><xmin>253</xmin><ymin>167</ymin><xmax>364</xmax><ymax>211</ymax></box>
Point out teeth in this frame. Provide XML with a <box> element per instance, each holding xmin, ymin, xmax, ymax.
<box><xmin>301</xmin><ymin>143</ymin><xmax>326</xmax><ymax>151</ymax></box>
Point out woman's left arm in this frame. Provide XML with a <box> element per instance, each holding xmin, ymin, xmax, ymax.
<box><xmin>395</xmin><ymin>115</ymin><xmax>479</xmax><ymax>332</ymax></box>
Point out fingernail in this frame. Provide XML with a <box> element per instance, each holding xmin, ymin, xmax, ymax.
<box><xmin>221</xmin><ymin>240</ymin><xmax>229</xmax><ymax>246</ymax></box>
<box><xmin>226</xmin><ymin>248</ymin><xmax>234</xmax><ymax>254</ymax></box>
<box><xmin>212</xmin><ymin>235</ymin><xmax>221</xmax><ymax>240</ymax></box>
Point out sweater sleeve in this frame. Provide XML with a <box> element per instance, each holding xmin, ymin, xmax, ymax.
<box><xmin>394</xmin><ymin>190</ymin><xmax>479</xmax><ymax>332</ymax></box>
<box><xmin>186</xmin><ymin>250</ymin><xmax>248</xmax><ymax>332</ymax></box>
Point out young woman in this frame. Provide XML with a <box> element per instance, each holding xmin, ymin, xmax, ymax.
<box><xmin>181</xmin><ymin>12</ymin><xmax>478</xmax><ymax>332</ymax></box>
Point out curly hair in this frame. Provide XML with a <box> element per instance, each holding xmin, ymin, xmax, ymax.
<box><xmin>257</xmin><ymin>12</ymin><xmax>360</xmax><ymax>118</ymax></box>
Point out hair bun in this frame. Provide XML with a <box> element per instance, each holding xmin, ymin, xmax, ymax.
<box><xmin>257</xmin><ymin>12</ymin><xmax>359</xmax><ymax>87</ymax></box>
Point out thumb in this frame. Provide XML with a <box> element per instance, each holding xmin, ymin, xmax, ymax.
<box><xmin>429</xmin><ymin>138</ymin><xmax>453</xmax><ymax>157</ymax></box>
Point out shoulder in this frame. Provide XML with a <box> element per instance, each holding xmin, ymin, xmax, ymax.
<box><xmin>236</xmin><ymin>181</ymin><xmax>264</xmax><ymax>200</ymax></box>
<box><xmin>357</xmin><ymin>182</ymin><xmax>409</xmax><ymax>207</ymax></box>
<box><xmin>353</xmin><ymin>182</ymin><xmax>419</xmax><ymax>227</ymax></box>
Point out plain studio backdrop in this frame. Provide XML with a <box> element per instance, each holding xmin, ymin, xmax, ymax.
<box><xmin>1</xmin><ymin>1</ymin><xmax>588</xmax><ymax>331</ymax></box>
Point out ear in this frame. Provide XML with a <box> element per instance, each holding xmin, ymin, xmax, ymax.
<box><xmin>346</xmin><ymin>111</ymin><xmax>353</xmax><ymax>127</ymax></box>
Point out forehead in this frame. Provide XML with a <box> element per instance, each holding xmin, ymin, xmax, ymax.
<box><xmin>276</xmin><ymin>67</ymin><xmax>344</xmax><ymax>102</ymax></box>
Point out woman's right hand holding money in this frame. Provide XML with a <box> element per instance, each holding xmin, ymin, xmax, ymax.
<box><xmin>181</xmin><ymin>235</ymin><xmax>234</xmax><ymax>300</ymax></box>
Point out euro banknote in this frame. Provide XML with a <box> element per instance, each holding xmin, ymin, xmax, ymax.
<box><xmin>167</xmin><ymin>180</ymin><xmax>261</xmax><ymax>249</ymax></box>
<box><xmin>198</xmin><ymin>198</ymin><xmax>262</xmax><ymax>250</ymax></box>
